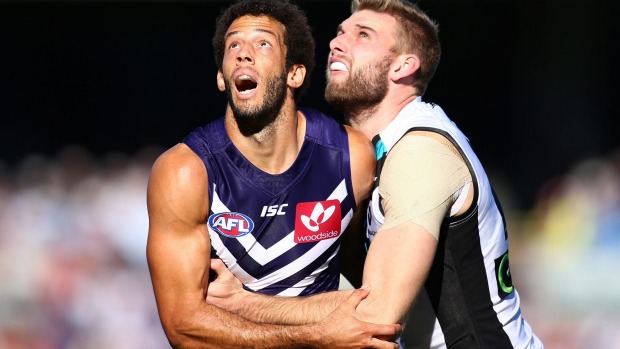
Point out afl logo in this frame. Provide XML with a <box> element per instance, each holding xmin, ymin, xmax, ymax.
<box><xmin>208</xmin><ymin>212</ymin><xmax>254</xmax><ymax>238</ymax></box>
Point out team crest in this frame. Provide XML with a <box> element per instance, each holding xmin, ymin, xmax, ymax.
<box><xmin>294</xmin><ymin>200</ymin><xmax>341</xmax><ymax>243</ymax></box>
<box><xmin>208</xmin><ymin>212</ymin><xmax>254</xmax><ymax>238</ymax></box>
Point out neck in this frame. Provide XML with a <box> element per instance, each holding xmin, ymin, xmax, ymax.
<box><xmin>225</xmin><ymin>98</ymin><xmax>305</xmax><ymax>174</ymax></box>
<box><xmin>348</xmin><ymin>92</ymin><xmax>418</xmax><ymax>141</ymax></box>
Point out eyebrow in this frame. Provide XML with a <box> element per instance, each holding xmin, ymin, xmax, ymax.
<box><xmin>336</xmin><ymin>23</ymin><xmax>377</xmax><ymax>34</ymax></box>
<box><xmin>355</xmin><ymin>24</ymin><xmax>377</xmax><ymax>33</ymax></box>
<box><xmin>225</xmin><ymin>28</ymin><xmax>278</xmax><ymax>40</ymax></box>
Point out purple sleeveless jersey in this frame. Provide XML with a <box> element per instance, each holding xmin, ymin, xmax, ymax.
<box><xmin>183</xmin><ymin>107</ymin><xmax>357</xmax><ymax>296</ymax></box>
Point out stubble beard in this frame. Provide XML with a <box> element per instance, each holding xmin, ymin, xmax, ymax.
<box><xmin>225</xmin><ymin>70</ymin><xmax>289</xmax><ymax>136</ymax></box>
<box><xmin>325</xmin><ymin>57</ymin><xmax>392</xmax><ymax>125</ymax></box>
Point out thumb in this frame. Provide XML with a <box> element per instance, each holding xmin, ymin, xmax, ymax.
<box><xmin>344</xmin><ymin>285</ymin><xmax>371</xmax><ymax>309</ymax></box>
<box><xmin>210</xmin><ymin>258</ymin><xmax>226</xmax><ymax>272</ymax></box>
<box><xmin>209</xmin><ymin>258</ymin><xmax>231</xmax><ymax>279</ymax></box>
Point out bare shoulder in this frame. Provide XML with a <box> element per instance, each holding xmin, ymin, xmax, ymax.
<box><xmin>343</xmin><ymin>125</ymin><xmax>375</xmax><ymax>166</ymax></box>
<box><xmin>147</xmin><ymin>143</ymin><xmax>209</xmax><ymax>222</ymax></box>
<box><xmin>150</xmin><ymin>144</ymin><xmax>207</xmax><ymax>187</ymax></box>
<box><xmin>151</xmin><ymin>142</ymin><xmax>201</xmax><ymax>171</ymax></box>
<box><xmin>343</xmin><ymin>125</ymin><xmax>375</xmax><ymax>203</ymax></box>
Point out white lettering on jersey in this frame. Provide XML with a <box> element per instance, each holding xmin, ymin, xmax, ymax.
<box><xmin>260</xmin><ymin>204</ymin><xmax>288</xmax><ymax>217</ymax></box>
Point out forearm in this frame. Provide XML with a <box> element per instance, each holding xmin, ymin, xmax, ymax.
<box><xmin>229</xmin><ymin>289</ymin><xmax>352</xmax><ymax>325</ymax></box>
<box><xmin>164</xmin><ymin>302</ymin><xmax>323</xmax><ymax>348</ymax></box>
<box><xmin>202</xmin><ymin>282</ymin><xmax>403</xmax><ymax>348</ymax></box>
<box><xmin>355</xmin><ymin>223</ymin><xmax>437</xmax><ymax>325</ymax></box>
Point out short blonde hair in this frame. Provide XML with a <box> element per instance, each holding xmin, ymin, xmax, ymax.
<box><xmin>351</xmin><ymin>0</ymin><xmax>441</xmax><ymax>95</ymax></box>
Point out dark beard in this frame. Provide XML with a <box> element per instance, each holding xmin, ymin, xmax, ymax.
<box><xmin>225</xmin><ymin>71</ymin><xmax>288</xmax><ymax>136</ymax></box>
<box><xmin>325</xmin><ymin>57</ymin><xmax>391</xmax><ymax>123</ymax></box>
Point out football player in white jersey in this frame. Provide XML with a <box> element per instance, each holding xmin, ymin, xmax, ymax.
<box><xmin>206</xmin><ymin>0</ymin><xmax>544</xmax><ymax>348</ymax></box>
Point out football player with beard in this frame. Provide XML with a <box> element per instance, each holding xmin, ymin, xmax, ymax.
<box><xmin>206</xmin><ymin>0</ymin><xmax>544</xmax><ymax>348</ymax></box>
<box><xmin>145</xmin><ymin>0</ymin><xmax>401</xmax><ymax>348</ymax></box>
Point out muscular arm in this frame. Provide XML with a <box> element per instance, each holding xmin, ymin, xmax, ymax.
<box><xmin>147</xmin><ymin>143</ymin><xmax>397</xmax><ymax>348</ymax></box>
<box><xmin>147</xmin><ymin>144</ymin><xmax>305</xmax><ymax>348</ymax></box>
<box><xmin>356</xmin><ymin>223</ymin><xmax>437</xmax><ymax>325</ymax></box>
<box><xmin>356</xmin><ymin>132</ymin><xmax>473</xmax><ymax>324</ymax></box>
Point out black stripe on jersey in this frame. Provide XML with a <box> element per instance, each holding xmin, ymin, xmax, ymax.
<box><xmin>492</xmin><ymin>188</ymin><xmax>509</xmax><ymax>241</ymax></box>
<box><xmin>426</xmin><ymin>209</ymin><xmax>514</xmax><ymax>349</ymax></box>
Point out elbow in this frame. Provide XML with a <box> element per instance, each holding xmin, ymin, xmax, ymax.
<box><xmin>166</xmin><ymin>330</ymin><xmax>187</xmax><ymax>349</ymax></box>
<box><xmin>161</xmin><ymin>322</ymin><xmax>185</xmax><ymax>349</ymax></box>
<box><xmin>161</xmin><ymin>315</ymin><xmax>199</xmax><ymax>349</ymax></box>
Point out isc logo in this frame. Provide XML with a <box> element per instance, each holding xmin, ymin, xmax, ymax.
<box><xmin>260</xmin><ymin>204</ymin><xmax>288</xmax><ymax>217</ymax></box>
<box><xmin>208</xmin><ymin>212</ymin><xmax>254</xmax><ymax>238</ymax></box>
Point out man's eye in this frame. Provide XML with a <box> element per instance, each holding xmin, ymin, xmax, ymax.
<box><xmin>229</xmin><ymin>42</ymin><xmax>239</xmax><ymax>49</ymax></box>
<box><xmin>360</xmin><ymin>32</ymin><xmax>369</xmax><ymax>39</ymax></box>
<box><xmin>259</xmin><ymin>41</ymin><xmax>271</xmax><ymax>47</ymax></box>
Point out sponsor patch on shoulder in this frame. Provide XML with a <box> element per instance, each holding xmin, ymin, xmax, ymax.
<box><xmin>294</xmin><ymin>199</ymin><xmax>341</xmax><ymax>243</ymax></box>
<box><xmin>208</xmin><ymin>212</ymin><xmax>254</xmax><ymax>238</ymax></box>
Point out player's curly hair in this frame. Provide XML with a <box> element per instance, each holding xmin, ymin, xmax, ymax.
<box><xmin>212</xmin><ymin>0</ymin><xmax>316</xmax><ymax>101</ymax></box>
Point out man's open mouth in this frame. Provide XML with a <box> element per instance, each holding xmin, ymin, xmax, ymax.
<box><xmin>235</xmin><ymin>75</ymin><xmax>257</xmax><ymax>94</ymax></box>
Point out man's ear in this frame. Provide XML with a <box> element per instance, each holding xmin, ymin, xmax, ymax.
<box><xmin>391</xmin><ymin>54</ymin><xmax>420</xmax><ymax>81</ymax></box>
<box><xmin>287</xmin><ymin>64</ymin><xmax>306</xmax><ymax>89</ymax></box>
<box><xmin>217</xmin><ymin>70</ymin><xmax>226</xmax><ymax>92</ymax></box>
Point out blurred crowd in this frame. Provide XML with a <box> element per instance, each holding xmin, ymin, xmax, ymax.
<box><xmin>0</xmin><ymin>145</ymin><xmax>169</xmax><ymax>349</ymax></box>
<box><xmin>0</xmin><ymin>145</ymin><xmax>619</xmax><ymax>349</ymax></box>
<box><xmin>516</xmin><ymin>148</ymin><xmax>620</xmax><ymax>349</ymax></box>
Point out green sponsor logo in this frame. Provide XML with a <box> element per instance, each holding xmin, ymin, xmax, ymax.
<box><xmin>495</xmin><ymin>251</ymin><xmax>514</xmax><ymax>298</ymax></box>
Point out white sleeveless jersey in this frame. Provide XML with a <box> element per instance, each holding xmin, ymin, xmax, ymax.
<box><xmin>367</xmin><ymin>97</ymin><xmax>543</xmax><ymax>349</ymax></box>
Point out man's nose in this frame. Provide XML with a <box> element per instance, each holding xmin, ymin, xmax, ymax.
<box><xmin>236</xmin><ymin>45</ymin><xmax>254</xmax><ymax>64</ymax></box>
<box><xmin>329</xmin><ymin>35</ymin><xmax>346</xmax><ymax>54</ymax></box>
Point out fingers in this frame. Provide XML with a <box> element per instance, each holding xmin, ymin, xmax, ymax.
<box><xmin>365</xmin><ymin>323</ymin><xmax>401</xmax><ymax>349</ymax></box>
<box><xmin>371</xmin><ymin>323</ymin><xmax>402</xmax><ymax>341</ymax></box>
<box><xmin>369</xmin><ymin>336</ymin><xmax>400</xmax><ymax>349</ymax></box>
<box><xmin>343</xmin><ymin>286</ymin><xmax>371</xmax><ymax>310</ymax></box>
<box><xmin>210</xmin><ymin>258</ymin><xmax>233</xmax><ymax>279</ymax></box>
<box><xmin>210</xmin><ymin>258</ymin><xmax>226</xmax><ymax>273</ymax></box>
<box><xmin>208</xmin><ymin>258</ymin><xmax>224</xmax><ymax>282</ymax></box>
<box><xmin>348</xmin><ymin>286</ymin><xmax>402</xmax><ymax>346</ymax></box>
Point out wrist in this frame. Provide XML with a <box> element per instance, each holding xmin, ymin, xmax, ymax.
<box><xmin>299</xmin><ymin>322</ymin><xmax>321</xmax><ymax>348</ymax></box>
<box><xmin>230</xmin><ymin>288</ymin><xmax>263</xmax><ymax>317</ymax></box>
